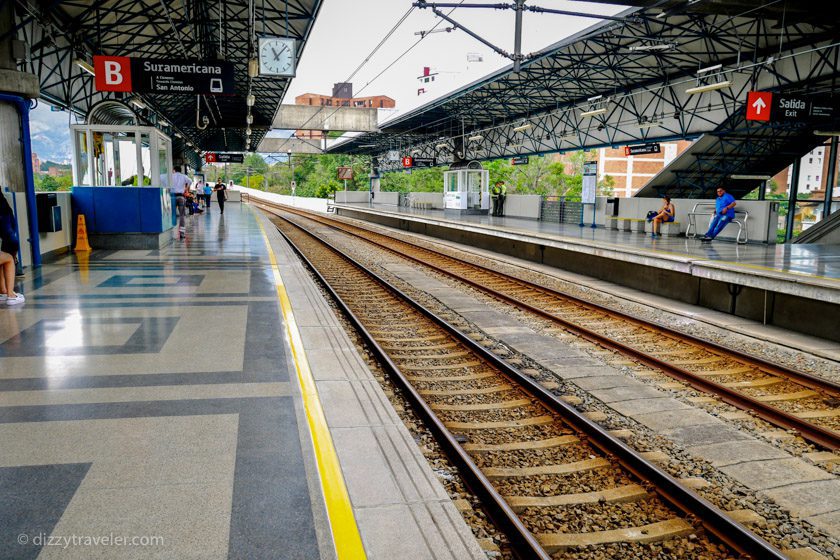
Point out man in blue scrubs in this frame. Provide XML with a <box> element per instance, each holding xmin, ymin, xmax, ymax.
<box><xmin>701</xmin><ymin>187</ymin><xmax>736</xmax><ymax>242</ymax></box>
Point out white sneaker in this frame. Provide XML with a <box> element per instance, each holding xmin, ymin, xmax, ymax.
<box><xmin>6</xmin><ymin>293</ymin><xmax>24</xmax><ymax>306</ymax></box>
<box><xmin>0</xmin><ymin>294</ymin><xmax>7</xmax><ymax>303</ymax></box>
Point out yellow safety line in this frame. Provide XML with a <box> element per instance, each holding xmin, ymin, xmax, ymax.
<box><xmin>254</xmin><ymin>211</ymin><xmax>367</xmax><ymax>560</ymax></box>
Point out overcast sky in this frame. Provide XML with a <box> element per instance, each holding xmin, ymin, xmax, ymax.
<box><xmin>284</xmin><ymin>0</ymin><xmax>626</xmax><ymax>118</ymax></box>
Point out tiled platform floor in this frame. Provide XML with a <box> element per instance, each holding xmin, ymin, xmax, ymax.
<box><xmin>0</xmin><ymin>204</ymin><xmax>328</xmax><ymax>559</ymax></box>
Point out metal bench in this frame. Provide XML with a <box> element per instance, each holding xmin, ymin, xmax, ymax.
<box><xmin>686</xmin><ymin>202</ymin><xmax>749</xmax><ymax>243</ymax></box>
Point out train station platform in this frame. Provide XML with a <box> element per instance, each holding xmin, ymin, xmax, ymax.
<box><xmin>0</xmin><ymin>202</ymin><xmax>484</xmax><ymax>560</ymax></box>
<box><xmin>334</xmin><ymin>203</ymin><xmax>840</xmax><ymax>344</ymax></box>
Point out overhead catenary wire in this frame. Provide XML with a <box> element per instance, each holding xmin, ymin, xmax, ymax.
<box><xmin>267</xmin><ymin>2</ymin><xmax>468</xmax><ymax>153</ymax></box>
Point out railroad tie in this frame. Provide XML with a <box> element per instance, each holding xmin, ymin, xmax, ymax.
<box><xmin>445</xmin><ymin>415</ymin><xmax>555</xmax><ymax>431</ymax></box>
<box><xmin>434</xmin><ymin>398</ymin><xmax>531</xmax><ymax>411</ymax></box>
<box><xmin>754</xmin><ymin>389</ymin><xmax>820</xmax><ymax>403</ymax></box>
<box><xmin>408</xmin><ymin>371</ymin><xmax>495</xmax><ymax>382</ymax></box>
<box><xmin>722</xmin><ymin>378</ymin><xmax>785</xmax><ymax>389</ymax></box>
<box><xmin>401</xmin><ymin>360</ymin><xmax>483</xmax><ymax>371</ymax></box>
<box><xmin>463</xmin><ymin>435</ymin><xmax>579</xmax><ymax>453</ymax></box>
<box><xmin>537</xmin><ymin>518</ymin><xmax>694</xmax><ymax>552</ymax></box>
<box><xmin>418</xmin><ymin>385</ymin><xmax>513</xmax><ymax>396</ymax></box>
<box><xmin>505</xmin><ymin>484</ymin><xmax>648</xmax><ymax>511</ymax></box>
<box><xmin>483</xmin><ymin>457</ymin><xmax>609</xmax><ymax>480</ymax></box>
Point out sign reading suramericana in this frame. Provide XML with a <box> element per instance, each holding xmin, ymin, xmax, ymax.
<box><xmin>94</xmin><ymin>56</ymin><xmax>236</xmax><ymax>95</ymax></box>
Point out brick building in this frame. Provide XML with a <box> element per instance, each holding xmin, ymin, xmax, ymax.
<box><xmin>294</xmin><ymin>83</ymin><xmax>395</xmax><ymax>140</ymax></box>
<box><xmin>32</xmin><ymin>152</ymin><xmax>41</xmax><ymax>175</ymax></box>
<box><xmin>597</xmin><ymin>140</ymin><xmax>693</xmax><ymax>197</ymax></box>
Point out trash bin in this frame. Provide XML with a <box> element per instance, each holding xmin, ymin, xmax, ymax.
<box><xmin>36</xmin><ymin>193</ymin><xmax>62</xmax><ymax>232</ymax></box>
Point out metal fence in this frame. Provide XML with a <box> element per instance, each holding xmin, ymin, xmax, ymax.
<box><xmin>540</xmin><ymin>196</ymin><xmax>582</xmax><ymax>224</ymax></box>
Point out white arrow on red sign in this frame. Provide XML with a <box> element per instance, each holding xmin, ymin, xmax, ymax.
<box><xmin>751</xmin><ymin>96</ymin><xmax>767</xmax><ymax>115</ymax></box>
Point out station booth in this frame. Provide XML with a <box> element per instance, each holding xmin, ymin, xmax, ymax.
<box><xmin>70</xmin><ymin>104</ymin><xmax>177</xmax><ymax>249</ymax></box>
<box><xmin>443</xmin><ymin>163</ymin><xmax>490</xmax><ymax>215</ymax></box>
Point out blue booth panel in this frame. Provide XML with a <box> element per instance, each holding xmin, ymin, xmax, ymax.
<box><xmin>72</xmin><ymin>187</ymin><xmax>173</xmax><ymax>234</ymax></box>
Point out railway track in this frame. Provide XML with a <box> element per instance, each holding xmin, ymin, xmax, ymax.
<box><xmin>270</xmin><ymin>213</ymin><xmax>785</xmax><ymax>560</ymax></box>
<box><xmin>257</xmin><ymin>202</ymin><xmax>840</xmax><ymax>451</ymax></box>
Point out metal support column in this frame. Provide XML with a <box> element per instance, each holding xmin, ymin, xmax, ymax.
<box><xmin>758</xmin><ymin>180</ymin><xmax>767</xmax><ymax>200</ymax></box>
<box><xmin>823</xmin><ymin>136</ymin><xmax>838</xmax><ymax>219</ymax></box>
<box><xmin>784</xmin><ymin>158</ymin><xmax>801</xmax><ymax>242</ymax></box>
<box><xmin>513</xmin><ymin>0</ymin><xmax>524</xmax><ymax>72</ymax></box>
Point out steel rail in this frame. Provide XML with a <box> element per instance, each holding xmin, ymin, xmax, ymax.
<box><xmin>270</xmin><ymin>213</ymin><xmax>786</xmax><ymax>560</ymax></box>
<box><xmin>257</xmin><ymin>202</ymin><xmax>840</xmax><ymax>450</ymax></box>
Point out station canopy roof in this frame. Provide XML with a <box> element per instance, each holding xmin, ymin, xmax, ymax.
<box><xmin>329</xmin><ymin>0</ymin><xmax>840</xmax><ymax>162</ymax></box>
<box><xmin>13</xmin><ymin>0</ymin><xmax>322</xmax><ymax>165</ymax></box>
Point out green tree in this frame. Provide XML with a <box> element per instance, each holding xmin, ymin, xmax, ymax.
<box><xmin>37</xmin><ymin>175</ymin><xmax>59</xmax><ymax>191</ymax></box>
<box><xmin>244</xmin><ymin>153</ymin><xmax>268</xmax><ymax>174</ymax></box>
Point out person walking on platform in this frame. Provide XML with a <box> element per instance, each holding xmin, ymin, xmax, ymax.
<box><xmin>215</xmin><ymin>180</ymin><xmax>228</xmax><ymax>215</ymax></box>
<box><xmin>204</xmin><ymin>182</ymin><xmax>213</xmax><ymax>209</ymax></box>
<box><xmin>700</xmin><ymin>187</ymin><xmax>736</xmax><ymax>242</ymax></box>
<box><xmin>0</xmin><ymin>195</ymin><xmax>23</xmax><ymax>306</ymax></box>
<box><xmin>170</xmin><ymin>166</ymin><xmax>191</xmax><ymax>237</ymax></box>
<box><xmin>497</xmin><ymin>180</ymin><xmax>507</xmax><ymax>217</ymax></box>
<box><xmin>651</xmin><ymin>196</ymin><xmax>675</xmax><ymax>238</ymax></box>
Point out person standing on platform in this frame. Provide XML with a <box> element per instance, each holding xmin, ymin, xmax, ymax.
<box><xmin>0</xmin><ymin>195</ymin><xmax>23</xmax><ymax>306</ymax></box>
<box><xmin>170</xmin><ymin>166</ymin><xmax>191</xmax><ymax>237</ymax></box>
<box><xmin>204</xmin><ymin>182</ymin><xmax>213</xmax><ymax>209</ymax></box>
<box><xmin>491</xmin><ymin>181</ymin><xmax>501</xmax><ymax>216</ymax></box>
<box><xmin>195</xmin><ymin>179</ymin><xmax>204</xmax><ymax>208</ymax></box>
<box><xmin>498</xmin><ymin>180</ymin><xmax>507</xmax><ymax>217</ymax></box>
<box><xmin>215</xmin><ymin>180</ymin><xmax>228</xmax><ymax>215</ymax></box>
<box><xmin>700</xmin><ymin>187</ymin><xmax>736</xmax><ymax>242</ymax></box>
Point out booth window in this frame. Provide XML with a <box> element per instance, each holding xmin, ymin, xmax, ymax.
<box><xmin>447</xmin><ymin>173</ymin><xmax>458</xmax><ymax>192</ymax></box>
<box><xmin>93</xmin><ymin>131</ymin><xmax>141</xmax><ymax>186</ymax></box>
<box><xmin>75</xmin><ymin>131</ymin><xmax>91</xmax><ymax>185</ymax></box>
<box><xmin>158</xmin><ymin>140</ymin><xmax>171</xmax><ymax>189</ymax></box>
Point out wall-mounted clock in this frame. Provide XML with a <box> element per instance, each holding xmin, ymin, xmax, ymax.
<box><xmin>258</xmin><ymin>37</ymin><xmax>296</xmax><ymax>77</ymax></box>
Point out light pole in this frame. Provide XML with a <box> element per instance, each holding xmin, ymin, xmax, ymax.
<box><xmin>288</xmin><ymin>149</ymin><xmax>295</xmax><ymax>198</ymax></box>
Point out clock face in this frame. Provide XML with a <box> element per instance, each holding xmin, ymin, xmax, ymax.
<box><xmin>258</xmin><ymin>37</ymin><xmax>295</xmax><ymax>77</ymax></box>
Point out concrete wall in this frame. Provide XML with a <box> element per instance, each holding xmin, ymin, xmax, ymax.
<box><xmin>409</xmin><ymin>192</ymin><xmax>444</xmax><ymax>209</ymax></box>
<box><xmin>233</xmin><ymin>186</ymin><xmax>329</xmax><ymax>213</ymax></box>
<box><xmin>502</xmin><ymin>195</ymin><xmax>542</xmax><ymax>219</ymax></box>
<box><xmin>372</xmin><ymin>191</ymin><xmax>399</xmax><ymax>206</ymax></box>
<box><xmin>613</xmin><ymin>198</ymin><xmax>779</xmax><ymax>242</ymax></box>
<box><xmin>334</xmin><ymin>191</ymin><xmax>369</xmax><ymax>204</ymax></box>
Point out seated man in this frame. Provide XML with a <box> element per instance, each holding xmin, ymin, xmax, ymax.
<box><xmin>701</xmin><ymin>187</ymin><xmax>736</xmax><ymax>242</ymax></box>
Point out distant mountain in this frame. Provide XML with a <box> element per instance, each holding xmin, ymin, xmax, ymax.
<box><xmin>30</xmin><ymin>103</ymin><xmax>75</xmax><ymax>164</ymax></box>
<box><xmin>40</xmin><ymin>160</ymin><xmax>71</xmax><ymax>172</ymax></box>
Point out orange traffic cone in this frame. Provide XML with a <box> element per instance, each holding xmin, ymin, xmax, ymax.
<box><xmin>74</xmin><ymin>214</ymin><xmax>92</xmax><ymax>252</ymax></box>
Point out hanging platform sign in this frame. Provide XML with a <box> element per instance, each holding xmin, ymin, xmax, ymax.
<box><xmin>205</xmin><ymin>153</ymin><xmax>244</xmax><ymax>164</ymax></box>
<box><xmin>411</xmin><ymin>157</ymin><xmax>436</xmax><ymax>168</ymax></box>
<box><xmin>94</xmin><ymin>56</ymin><xmax>235</xmax><ymax>95</ymax></box>
<box><xmin>746</xmin><ymin>91</ymin><xmax>838</xmax><ymax>123</ymax></box>
<box><xmin>511</xmin><ymin>156</ymin><xmax>530</xmax><ymax>165</ymax></box>
<box><xmin>624</xmin><ymin>143</ymin><xmax>660</xmax><ymax>156</ymax></box>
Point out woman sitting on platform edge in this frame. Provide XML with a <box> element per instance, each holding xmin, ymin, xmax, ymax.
<box><xmin>650</xmin><ymin>196</ymin><xmax>675</xmax><ymax>238</ymax></box>
<box><xmin>0</xmin><ymin>194</ymin><xmax>24</xmax><ymax>306</ymax></box>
